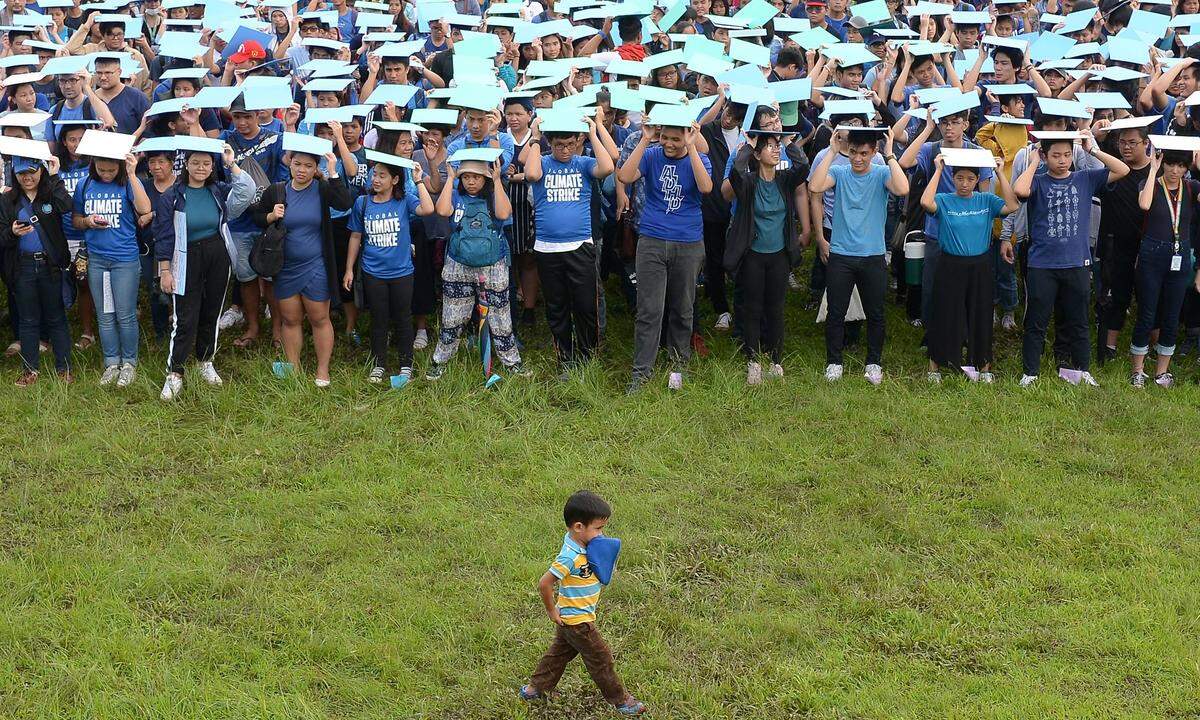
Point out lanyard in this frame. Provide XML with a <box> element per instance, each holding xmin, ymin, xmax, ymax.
<box><xmin>1161</xmin><ymin>178</ymin><xmax>1183</xmax><ymax>254</ymax></box>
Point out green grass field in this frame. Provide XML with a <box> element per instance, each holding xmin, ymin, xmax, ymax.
<box><xmin>3</xmin><ymin>283</ymin><xmax>1200</xmax><ymax>720</ymax></box>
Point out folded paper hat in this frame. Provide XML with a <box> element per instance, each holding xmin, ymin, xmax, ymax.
<box><xmin>587</xmin><ymin>536</ymin><xmax>621</xmax><ymax>585</ymax></box>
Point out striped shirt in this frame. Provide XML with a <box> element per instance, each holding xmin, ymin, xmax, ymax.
<box><xmin>548</xmin><ymin>533</ymin><xmax>602</xmax><ymax>625</ymax></box>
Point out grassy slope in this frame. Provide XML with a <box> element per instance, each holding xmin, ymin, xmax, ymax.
<box><xmin>2</xmin><ymin>287</ymin><xmax>1199</xmax><ymax>720</ymax></box>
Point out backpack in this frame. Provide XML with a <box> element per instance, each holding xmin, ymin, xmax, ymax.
<box><xmin>250</xmin><ymin>182</ymin><xmax>288</xmax><ymax>277</ymax></box>
<box><xmin>448</xmin><ymin>194</ymin><xmax>505</xmax><ymax>268</ymax></box>
<box><xmin>890</xmin><ymin>141</ymin><xmax>941</xmax><ymax>250</ymax></box>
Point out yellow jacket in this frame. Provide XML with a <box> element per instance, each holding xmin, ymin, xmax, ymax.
<box><xmin>975</xmin><ymin>121</ymin><xmax>1029</xmax><ymax>179</ymax></box>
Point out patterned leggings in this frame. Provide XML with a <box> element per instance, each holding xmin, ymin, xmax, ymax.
<box><xmin>432</xmin><ymin>256</ymin><xmax>521</xmax><ymax>367</ymax></box>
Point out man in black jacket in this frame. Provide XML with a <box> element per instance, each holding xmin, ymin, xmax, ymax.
<box><xmin>699</xmin><ymin>102</ymin><xmax>746</xmax><ymax>331</ymax></box>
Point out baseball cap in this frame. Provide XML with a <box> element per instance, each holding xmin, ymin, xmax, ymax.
<box><xmin>805</xmin><ymin>0</ymin><xmax>827</xmax><ymax>6</ymax></box>
<box><xmin>229</xmin><ymin>40</ymin><xmax>267</xmax><ymax>64</ymax></box>
<box><xmin>12</xmin><ymin>156</ymin><xmax>41</xmax><ymax>173</ymax></box>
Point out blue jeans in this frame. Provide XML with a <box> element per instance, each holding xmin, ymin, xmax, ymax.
<box><xmin>88</xmin><ymin>254</ymin><xmax>141</xmax><ymax>367</ymax></box>
<box><xmin>1131</xmin><ymin>239</ymin><xmax>1191</xmax><ymax>356</ymax></box>
<box><xmin>992</xmin><ymin>241</ymin><xmax>1017</xmax><ymax>312</ymax></box>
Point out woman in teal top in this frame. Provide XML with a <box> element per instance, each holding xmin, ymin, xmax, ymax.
<box><xmin>919</xmin><ymin>154</ymin><xmax>1018</xmax><ymax>383</ymax></box>
<box><xmin>725</xmin><ymin>132</ymin><xmax>809</xmax><ymax>385</ymax></box>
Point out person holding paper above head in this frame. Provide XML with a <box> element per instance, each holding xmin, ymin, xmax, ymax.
<box><xmin>807</xmin><ymin>126</ymin><xmax>908</xmax><ymax>385</ymax></box>
<box><xmin>0</xmin><ymin>151</ymin><xmax>75</xmax><ymax>387</ymax></box>
<box><xmin>154</xmin><ymin>141</ymin><xmax>258</xmax><ymax>401</ymax></box>
<box><xmin>64</xmin><ymin>16</ymin><xmax>151</xmax><ymax>91</ymax></box>
<box><xmin>919</xmin><ymin>151</ymin><xmax>1019</xmax><ymax>383</ymax></box>
<box><xmin>522</xmin><ymin>112</ymin><xmax>615</xmax><ymax>377</ymax></box>
<box><xmin>47</xmin><ymin>70</ymin><xmax>117</xmax><ymax>144</ymax></box>
<box><xmin>343</xmin><ymin>152</ymin><xmax>436</xmax><ymax>385</ymax></box>
<box><xmin>1127</xmin><ymin>143</ymin><xmax>1200</xmax><ymax>389</ymax></box>
<box><xmin>73</xmin><ymin>134</ymin><xmax>153</xmax><ymax>388</ymax></box>
<box><xmin>616</xmin><ymin>109</ymin><xmax>713</xmax><ymax>394</ymax></box>
<box><xmin>89</xmin><ymin>56</ymin><xmax>151</xmax><ymax>134</ymax></box>
<box><xmin>1013</xmin><ymin>129</ymin><xmax>1128</xmax><ymax>388</ymax></box>
<box><xmin>1137</xmin><ymin>56</ymin><xmax>1198</xmax><ymax>135</ymax></box>
<box><xmin>250</xmin><ymin>134</ymin><xmax>354</xmax><ymax>388</ymax></box>
<box><xmin>54</xmin><ymin>120</ymin><xmax>99</xmax><ymax>350</ymax></box>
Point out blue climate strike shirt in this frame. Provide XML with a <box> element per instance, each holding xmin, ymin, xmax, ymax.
<box><xmin>531</xmin><ymin>155</ymin><xmax>597</xmax><ymax>245</ymax></box>
<box><xmin>637</xmin><ymin>145</ymin><xmax>711</xmax><ymax>243</ymax></box>
<box><xmin>348</xmin><ymin>194</ymin><xmax>420</xmax><ymax>279</ymax></box>
<box><xmin>72</xmin><ymin>179</ymin><xmax>139</xmax><ymax>261</ymax></box>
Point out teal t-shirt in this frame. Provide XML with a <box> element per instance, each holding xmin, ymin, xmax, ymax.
<box><xmin>183</xmin><ymin>185</ymin><xmax>220</xmax><ymax>243</ymax></box>
<box><xmin>934</xmin><ymin>191</ymin><xmax>1006</xmax><ymax>257</ymax></box>
<box><xmin>751</xmin><ymin>180</ymin><xmax>785</xmax><ymax>253</ymax></box>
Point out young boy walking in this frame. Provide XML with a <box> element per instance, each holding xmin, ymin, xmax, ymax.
<box><xmin>520</xmin><ymin>491</ymin><xmax>645</xmax><ymax>715</ymax></box>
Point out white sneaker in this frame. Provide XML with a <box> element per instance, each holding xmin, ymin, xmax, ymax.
<box><xmin>715</xmin><ymin>312</ymin><xmax>732</xmax><ymax>331</ymax></box>
<box><xmin>99</xmin><ymin>364</ymin><xmax>120</xmax><ymax>386</ymax></box>
<box><xmin>199</xmin><ymin>361</ymin><xmax>222</xmax><ymax>386</ymax></box>
<box><xmin>1079</xmin><ymin>371</ymin><xmax>1100</xmax><ymax>387</ymax></box>
<box><xmin>314</xmin><ymin>377</ymin><xmax>331</xmax><ymax>388</ymax></box>
<box><xmin>217</xmin><ymin>306</ymin><xmax>244</xmax><ymax>331</ymax></box>
<box><xmin>160</xmin><ymin>372</ymin><xmax>183</xmax><ymax>401</ymax></box>
<box><xmin>767</xmin><ymin>363</ymin><xmax>783</xmax><ymax>379</ymax></box>
<box><xmin>746</xmin><ymin>361</ymin><xmax>762</xmax><ymax>385</ymax></box>
<box><xmin>787</xmin><ymin>272</ymin><xmax>801</xmax><ymax>290</ymax></box>
<box><xmin>115</xmin><ymin>362</ymin><xmax>136</xmax><ymax>388</ymax></box>
<box><xmin>979</xmin><ymin>372</ymin><xmax>995</xmax><ymax>384</ymax></box>
<box><xmin>368</xmin><ymin>366</ymin><xmax>386</xmax><ymax>384</ymax></box>
<box><xmin>263</xmin><ymin>305</ymin><xmax>271</xmax><ymax>321</ymax></box>
<box><xmin>824</xmin><ymin>363</ymin><xmax>843</xmax><ymax>381</ymax></box>
<box><xmin>1000</xmin><ymin>312</ymin><xmax>1017</xmax><ymax>331</ymax></box>
<box><xmin>864</xmin><ymin>364</ymin><xmax>883</xmax><ymax>385</ymax></box>
<box><xmin>927</xmin><ymin>371</ymin><xmax>942</xmax><ymax>384</ymax></box>
<box><xmin>412</xmin><ymin>328</ymin><xmax>429</xmax><ymax>350</ymax></box>
<box><xmin>1019</xmin><ymin>374</ymin><xmax>1038</xmax><ymax>388</ymax></box>
<box><xmin>667</xmin><ymin>371</ymin><xmax>683</xmax><ymax>391</ymax></box>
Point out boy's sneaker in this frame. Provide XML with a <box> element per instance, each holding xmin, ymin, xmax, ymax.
<box><xmin>788</xmin><ymin>272</ymin><xmax>801</xmax><ymax>290</ymax></box>
<box><xmin>979</xmin><ymin>372</ymin><xmax>995</xmax><ymax>384</ymax></box>
<box><xmin>412</xmin><ymin>328</ymin><xmax>429</xmax><ymax>350</ymax></box>
<box><xmin>199</xmin><ymin>362</ymin><xmax>222</xmax><ymax>386</ymax></box>
<box><xmin>1155</xmin><ymin>372</ymin><xmax>1175</xmax><ymax>388</ymax></box>
<box><xmin>14</xmin><ymin>370</ymin><xmax>37</xmax><ymax>388</ymax></box>
<box><xmin>160</xmin><ymin>372</ymin><xmax>183</xmax><ymax>401</ymax></box>
<box><xmin>509</xmin><ymin>362</ymin><xmax>532</xmax><ymax>377</ymax></box>
<box><xmin>368</xmin><ymin>366</ymin><xmax>386</xmax><ymax>384</ymax></box>
<box><xmin>518</xmin><ymin>685</ymin><xmax>543</xmax><ymax>701</ymax></box>
<box><xmin>217</xmin><ymin>306</ymin><xmax>244</xmax><ymax>330</ymax></box>
<box><xmin>1130</xmin><ymin>371</ymin><xmax>1148</xmax><ymax>389</ymax></box>
<box><xmin>667</xmin><ymin>371</ymin><xmax>683</xmax><ymax>390</ymax></box>
<box><xmin>1000</xmin><ymin>312</ymin><xmax>1017</xmax><ymax>331</ymax></box>
<box><xmin>767</xmin><ymin>363</ymin><xmax>783</xmax><ymax>379</ymax></box>
<box><xmin>926</xmin><ymin>371</ymin><xmax>942</xmax><ymax>384</ymax></box>
<box><xmin>1019</xmin><ymin>374</ymin><xmax>1038</xmax><ymax>388</ymax></box>
<box><xmin>715</xmin><ymin>312</ymin><xmax>732</xmax><ymax>330</ymax></box>
<box><xmin>115</xmin><ymin>363</ymin><xmax>137</xmax><ymax>388</ymax></box>
<box><xmin>864</xmin><ymin>364</ymin><xmax>883</xmax><ymax>385</ymax></box>
<box><xmin>746</xmin><ymin>361</ymin><xmax>762</xmax><ymax>385</ymax></box>
<box><xmin>425</xmin><ymin>363</ymin><xmax>445</xmax><ymax>381</ymax></box>
<box><xmin>99</xmin><ymin>364</ymin><xmax>120</xmax><ymax>386</ymax></box>
<box><xmin>1079</xmin><ymin>371</ymin><xmax>1100</xmax><ymax>387</ymax></box>
<box><xmin>824</xmin><ymin>363</ymin><xmax>843</xmax><ymax>382</ymax></box>
<box><xmin>616</xmin><ymin>697</ymin><xmax>647</xmax><ymax>716</ymax></box>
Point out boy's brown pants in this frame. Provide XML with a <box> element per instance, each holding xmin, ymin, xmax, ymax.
<box><xmin>529</xmin><ymin>621</ymin><xmax>628</xmax><ymax>705</ymax></box>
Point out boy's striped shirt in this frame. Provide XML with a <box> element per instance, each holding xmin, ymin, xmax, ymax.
<box><xmin>548</xmin><ymin>533</ymin><xmax>602</xmax><ymax>625</ymax></box>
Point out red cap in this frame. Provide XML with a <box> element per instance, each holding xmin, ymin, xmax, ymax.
<box><xmin>230</xmin><ymin>40</ymin><xmax>267</xmax><ymax>64</ymax></box>
<box><xmin>805</xmin><ymin>0</ymin><xmax>827</xmax><ymax>6</ymax></box>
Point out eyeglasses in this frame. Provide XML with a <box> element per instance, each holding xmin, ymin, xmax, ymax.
<box><xmin>1118</xmin><ymin>139</ymin><xmax>1146</xmax><ymax>146</ymax></box>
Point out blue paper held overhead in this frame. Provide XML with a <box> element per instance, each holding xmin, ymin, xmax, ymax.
<box><xmin>715</xmin><ymin>62</ymin><xmax>768</xmax><ymax>88</ymax></box>
<box><xmin>1053</xmin><ymin>7</ymin><xmax>1096</xmax><ymax>34</ymax></box>
<box><xmin>767</xmin><ymin>77</ymin><xmax>812</xmax><ymax>103</ymax></box>
<box><xmin>659</xmin><ymin>0</ymin><xmax>688</xmax><ymax>29</ymax></box>
<box><xmin>851</xmin><ymin>0</ymin><xmax>891</xmax><ymax>26</ymax></box>
<box><xmin>243</xmin><ymin>82</ymin><xmax>293</xmax><ymax>111</ymax></box>
<box><xmin>732</xmin><ymin>0</ymin><xmax>779</xmax><ymax>28</ymax></box>
<box><xmin>646</xmin><ymin>103</ymin><xmax>698</xmax><ymax>127</ymax></box>
<box><xmin>448</xmin><ymin>147</ymin><xmax>503</xmax><ymax>164</ymax></box>
<box><xmin>363</xmin><ymin>83</ymin><xmax>420</xmax><ymax>107</ymax></box>
<box><xmin>1037</xmin><ymin>96</ymin><xmax>1092</xmax><ymax>119</ymax></box>
<box><xmin>931</xmin><ymin>91</ymin><xmax>980</xmax><ymax>120</ymax></box>
<box><xmin>220</xmin><ymin>25</ymin><xmax>275</xmax><ymax>60</ymax></box>
<box><xmin>192</xmin><ymin>85</ymin><xmax>243</xmax><ymax>109</ymax></box>
<box><xmin>1125</xmin><ymin>9</ymin><xmax>1169</xmax><ymax>39</ymax></box>
<box><xmin>364</xmin><ymin>148</ymin><xmax>418</xmax><ymax>169</ymax></box>
<box><xmin>282</xmin><ymin>132</ymin><xmax>333</xmax><ymax>157</ymax></box>
<box><xmin>1104</xmin><ymin>35</ymin><xmax>1151</xmax><ymax>65</ymax></box>
<box><xmin>1074</xmin><ymin>91</ymin><xmax>1131</xmax><ymax>110</ymax></box>
<box><xmin>819</xmin><ymin>98</ymin><xmax>874</xmax><ymax>120</ymax></box>
<box><xmin>1029</xmin><ymin>30</ymin><xmax>1075</xmax><ymax>62</ymax></box>
<box><xmin>790</xmin><ymin>26</ymin><xmax>839</xmax><ymax>49</ymax></box>
<box><xmin>158</xmin><ymin>31</ymin><xmax>208</xmax><ymax>60</ymax></box>
<box><xmin>536</xmin><ymin>108</ymin><xmax>589</xmax><ymax>133</ymax></box>
<box><xmin>134</xmin><ymin>135</ymin><xmax>224</xmax><ymax>155</ymax></box>
<box><xmin>410</xmin><ymin>108</ymin><xmax>460</xmax><ymax>127</ymax></box>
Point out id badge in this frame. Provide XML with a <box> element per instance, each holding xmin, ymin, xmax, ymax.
<box><xmin>1172</xmin><ymin>255</ymin><xmax>1183</xmax><ymax>272</ymax></box>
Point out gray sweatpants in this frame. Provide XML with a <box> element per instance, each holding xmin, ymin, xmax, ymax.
<box><xmin>631</xmin><ymin>235</ymin><xmax>706</xmax><ymax>380</ymax></box>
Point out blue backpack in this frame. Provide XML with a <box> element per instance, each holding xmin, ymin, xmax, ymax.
<box><xmin>449</xmin><ymin>194</ymin><xmax>505</xmax><ymax>268</ymax></box>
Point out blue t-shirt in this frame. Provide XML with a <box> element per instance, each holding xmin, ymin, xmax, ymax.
<box><xmin>828</xmin><ymin>163</ymin><xmax>891</xmax><ymax>257</ymax></box>
<box><xmin>1027</xmin><ymin>168</ymin><xmax>1108</xmax><ymax>269</ymax></box>
<box><xmin>60</xmin><ymin>161</ymin><xmax>90</xmax><ymax>246</ymax></box>
<box><xmin>934</xmin><ymin>191</ymin><xmax>1006</xmax><ymax>257</ymax></box>
<box><xmin>347</xmin><ymin>194</ymin><xmax>419</xmax><ymax>279</ymax></box>
<box><xmin>637</xmin><ymin>145</ymin><xmax>711</xmax><ymax>243</ymax></box>
<box><xmin>531</xmin><ymin>154</ymin><xmax>596</xmax><ymax>244</ymax></box>
<box><xmin>73</xmin><ymin>178</ymin><xmax>139</xmax><ymax>261</ymax></box>
<box><xmin>283</xmin><ymin>182</ymin><xmax>324</xmax><ymax>265</ymax></box>
<box><xmin>916</xmin><ymin>141</ymin><xmax>994</xmax><ymax>240</ymax></box>
<box><xmin>105</xmin><ymin>86</ymin><xmax>151</xmax><ymax>135</ymax></box>
<box><xmin>17</xmin><ymin>196</ymin><xmax>46</xmax><ymax>254</ymax></box>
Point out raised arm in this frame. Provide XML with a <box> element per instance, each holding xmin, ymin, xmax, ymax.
<box><xmin>687</xmin><ymin>124</ymin><xmax>712</xmax><ymax>194</ymax></box>
<box><xmin>1084</xmin><ymin>130</ymin><xmax>1129</xmax><ymax>183</ymax></box>
<box><xmin>899</xmin><ymin>109</ymin><xmax>935</xmax><ymax>169</ymax></box>
<box><xmin>808</xmin><ymin>140</ymin><xmax>839</xmax><ymax>193</ymax></box>
<box><xmin>586</xmin><ymin>117</ymin><xmax>614</xmax><ymax>178</ymax></box>
<box><xmin>883</xmin><ymin>129</ymin><xmax>908</xmax><ymax>195</ymax></box>
<box><xmin>616</xmin><ymin>125</ymin><xmax>655</xmax><ymax>184</ymax></box>
<box><xmin>522</xmin><ymin>117</ymin><xmax>544</xmax><ymax>182</ymax></box>
<box><xmin>920</xmin><ymin>153</ymin><xmax>943</xmax><ymax>213</ymax></box>
<box><xmin>1139</xmin><ymin>151</ymin><xmax>1162</xmax><ymax>211</ymax></box>
<box><xmin>1013</xmin><ymin>147</ymin><xmax>1040</xmax><ymax>199</ymax></box>
<box><xmin>492</xmin><ymin>160</ymin><xmax>512</xmax><ymax>221</ymax></box>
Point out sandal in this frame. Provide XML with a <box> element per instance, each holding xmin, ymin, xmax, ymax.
<box><xmin>616</xmin><ymin>698</ymin><xmax>646</xmax><ymax>715</ymax></box>
<box><xmin>517</xmin><ymin>685</ymin><xmax>543</xmax><ymax>701</ymax></box>
<box><xmin>233</xmin><ymin>335</ymin><xmax>257</xmax><ymax>349</ymax></box>
<box><xmin>74</xmin><ymin>334</ymin><xmax>95</xmax><ymax>350</ymax></box>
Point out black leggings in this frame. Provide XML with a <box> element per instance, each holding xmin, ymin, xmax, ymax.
<box><xmin>362</xmin><ymin>272</ymin><xmax>415</xmax><ymax>371</ymax></box>
<box><xmin>737</xmin><ymin>249</ymin><xmax>789</xmax><ymax>363</ymax></box>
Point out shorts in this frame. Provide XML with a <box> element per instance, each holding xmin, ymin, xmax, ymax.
<box><xmin>232</xmin><ymin>230</ymin><xmax>261</xmax><ymax>283</ymax></box>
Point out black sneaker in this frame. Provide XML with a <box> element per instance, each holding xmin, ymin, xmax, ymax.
<box><xmin>425</xmin><ymin>363</ymin><xmax>445</xmax><ymax>381</ymax></box>
<box><xmin>625</xmin><ymin>377</ymin><xmax>645</xmax><ymax>395</ymax></box>
<box><xmin>1098</xmin><ymin>345</ymin><xmax>1118</xmax><ymax>366</ymax></box>
<box><xmin>508</xmin><ymin>362</ymin><xmax>533</xmax><ymax>377</ymax></box>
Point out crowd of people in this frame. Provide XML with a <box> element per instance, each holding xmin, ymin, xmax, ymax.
<box><xmin>1</xmin><ymin>0</ymin><xmax>1199</xmax><ymax>401</ymax></box>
